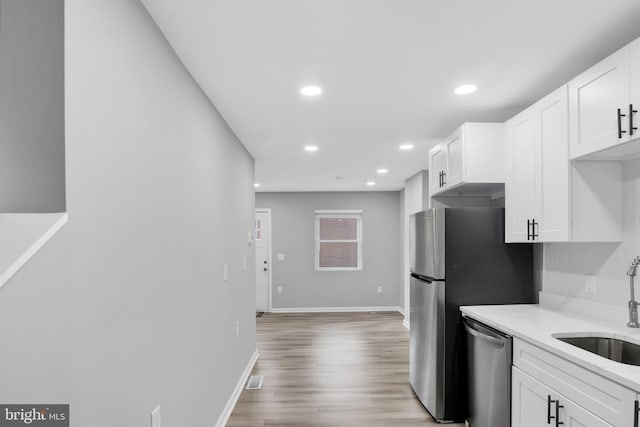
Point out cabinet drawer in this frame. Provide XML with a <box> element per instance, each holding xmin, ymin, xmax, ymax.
<box><xmin>513</xmin><ymin>338</ymin><xmax>636</xmax><ymax>426</ymax></box>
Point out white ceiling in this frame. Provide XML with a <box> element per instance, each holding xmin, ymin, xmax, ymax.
<box><xmin>141</xmin><ymin>0</ymin><xmax>640</xmax><ymax>192</ymax></box>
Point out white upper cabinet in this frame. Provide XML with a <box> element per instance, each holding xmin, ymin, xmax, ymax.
<box><xmin>631</xmin><ymin>37</ymin><xmax>640</xmax><ymax>134</ymax></box>
<box><xmin>428</xmin><ymin>144</ymin><xmax>447</xmax><ymax>195</ymax></box>
<box><xmin>506</xmin><ymin>85</ymin><xmax>622</xmax><ymax>243</ymax></box>
<box><xmin>506</xmin><ymin>86</ymin><xmax>570</xmax><ymax>243</ymax></box>
<box><xmin>428</xmin><ymin>123</ymin><xmax>504</xmax><ymax>197</ymax></box>
<box><xmin>505</xmin><ymin>108</ymin><xmax>537</xmax><ymax>242</ymax></box>
<box><xmin>569</xmin><ymin>37</ymin><xmax>640</xmax><ymax>159</ymax></box>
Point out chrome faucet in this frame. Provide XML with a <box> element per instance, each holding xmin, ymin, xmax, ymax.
<box><xmin>627</xmin><ymin>256</ymin><xmax>640</xmax><ymax>328</ymax></box>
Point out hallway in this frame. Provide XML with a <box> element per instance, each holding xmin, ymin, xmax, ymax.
<box><xmin>227</xmin><ymin>312</ymin><xmax>465</xmax><ymax>426</ymax></box>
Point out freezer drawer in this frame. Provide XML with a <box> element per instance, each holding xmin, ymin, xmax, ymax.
<box><xmin>409</xmin><ymin>275</ymin><xmax>445</xmax><ymax>420</ymax></box>
<box><xmin>464</xmin><ymin>317</ymin><xmax>512</xmax><ymax>427</ymax></box>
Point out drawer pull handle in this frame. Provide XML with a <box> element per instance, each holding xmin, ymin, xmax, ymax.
<box><xmin>634</xmin><ymin>399</ymin><xmax>639</xmax><ymax>427</ymax></box>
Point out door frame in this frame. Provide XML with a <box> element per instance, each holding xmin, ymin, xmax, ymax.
<box><xmin>255</xmin><ymin>208</ymin><xmax>273</xmax><ymax>312</ymax></box>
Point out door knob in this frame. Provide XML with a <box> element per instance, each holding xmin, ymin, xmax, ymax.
<box><xmin>263</xmin><ymin>267</ymin><xmax>268</xmax><ymax>272</ymax></box>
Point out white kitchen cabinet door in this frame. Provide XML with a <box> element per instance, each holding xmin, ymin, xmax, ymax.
<box><xmin>444</xmin><ymin>128</ymin><xmax>463</xmax><ymax>189</ymax></box>
<box><xmin>429</xmin><ymin>145</ymin><xmax>447</xmax><ymax>195</ymax></box>
<box><xmin>505</xmin><ymin>86</ymin><xmax>569</xmax><ymax>243</ymax></box>
<box><xmin>512</xmin><ymin>367</ymin><xmax>613</xmax><ymax>427</ymax></box>
<box><xmin>569</xmin><ymin>45</ymin><xmax>630</xmax><ymax>159</ymax></box>
<box><xmin>505</xmin><ymin>108</ymin><xmax>536</xmax><ymax>243</ymax></box>
<box><xmin>630</xmin><ymin>37</ymin><xmax>640</xmax><ymax>139</ymax></box>
<box><xmin>536</xmin><ymin>86</ymin><xmax>570</xmax><ymax>241</ymax></box>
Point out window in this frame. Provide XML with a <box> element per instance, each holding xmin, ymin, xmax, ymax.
<box><xmin>315</xmin><ymin>210</ymin><xmax>362</xmax><ymax>271</ymax></box>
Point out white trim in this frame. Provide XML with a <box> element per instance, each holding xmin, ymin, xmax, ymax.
<box><xmin>397</xmin><ymin>306</ymin><xmax>405</xmax><ymax>316</ymax></box>
<box><xmin>0</xmin><ymin>213</ymin><xmax>68</xmax><ymax>290</ymax></box>
<box><xmin>270</xmin><ymin>306</ymin><xmax>403</xmax><ymax>313</ymax></box>
<box><xmin>315</xmin><ymin>211</ymin><xmax>363</xmax><ymax>271</ymax></box>
<box><xmin>403</xmin><ymin>319</ymin><xmax>410</xmax><ymax>330</ymax></box>
<box><xmin>215</xmin><ymin>349</ymin><xmax>259</xmax><ymax>427</ymax></box>
<box><xmin>315</xmin><ymin>209</ymin><xmax>363</xmax><ymax>214</ymax></box>
<box><xmin>255</xmin><ymin>208</ymin><xmax>272</xmax><ymax>312</ymax></box>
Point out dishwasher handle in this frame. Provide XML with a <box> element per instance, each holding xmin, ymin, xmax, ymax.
<box><xmin>464</xmin><ymin>319</ymin><xmax>507</xmax><ymax>348</ymax></box>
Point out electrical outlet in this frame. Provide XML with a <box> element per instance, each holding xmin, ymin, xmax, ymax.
<box><xmin>277</xmin><ymin>253</ymin><xmax>285</xmax><ymax>261</ymax></box>
<box><xmin>585</xmin><ymin>275</ymin><xmax>597</xmax><ymax>295</ymax></box>
<box><xmin>277</xmin><ymin>286</ymin><xmax>283</xmax><ymax>294</ymax></box>
<box><xmin>151</xmin><ymin>405</ymin><xmax>161</xmax><ymax>427</ymax></box>
<box><xmin>224</xmin><ymin>264</ymin><xmax>228</xmax><ymax>281</ymax></box>
<box><xmin>236</xmin><ymin>320</ymin><xmax>240</xmax><ymax>336</ymax></box>
<box><xmin>377</xmin><ymin>286</ymin><xmax>383</xmax><ymax>293</ymax></box>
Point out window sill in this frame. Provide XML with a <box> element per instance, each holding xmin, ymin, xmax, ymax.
<box><xmin>0</xmin><ymin>212</ymin><xmax>68</xmax><ymax>290</ymax></box>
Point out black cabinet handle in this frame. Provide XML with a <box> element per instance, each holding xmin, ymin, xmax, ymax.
<box><xmin>631</xmin><ymin>104</ymin><xmax>638</xmax><ymax>137</ymax></box>
<box><xmin>442</xmin><ymin>171</ymin><xmax>446</xmax><ymax>187</ymax></box>
<box><xmin>634</xmin><ymin>400</ymin><xmax>639</xmax><ymax>427</ymax></box>
<box><xmin>533</xmin><ymin>219</ymin><xmax>539</xmax><ymax>240</ymax></box>
<box><xmin>547</xmin><ymin>395</ymin><xmax>563</xmax><ymax>426</ymax></box>
<box><xmin>527</xmin><ymin>219</ymin><xmax>531</xmax><ymax>241</ymax></box>
<box><xmin>438</xmin><ymin>171</ymin><xmax>442</xmax><ymax>187</ymax></box>
<box><xmin>618</xmin><ymin>108</ymin><xmax>628</xmax><ymax>139</ymax></box>
<box><xmin>555</xmin><ymin>401</ymin><xmax>564</xmax><ymax>426</ymax></box>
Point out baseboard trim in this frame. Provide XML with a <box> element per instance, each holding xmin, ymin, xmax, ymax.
<box><xmin>215</xmin><ymin>349</ymin><xmax>259</xmax><ymax>427</ymax></box>
<box><xmin>402</xmin><ymin>319</ymin><xmax>410</xmax><ymax>330</ymax></box>
<box><xmin>270</xmin><ymin>306</ymin><xmax>402</xmax><ymax>313</ymax></box>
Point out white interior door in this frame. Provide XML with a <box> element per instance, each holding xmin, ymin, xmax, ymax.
<box><xmin>255</xmin><ymin>209</ymin><xmax>271</xmax><ymax>312</ymax></box>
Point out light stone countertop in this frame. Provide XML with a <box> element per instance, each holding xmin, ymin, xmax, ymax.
<box><xmin>460</xmin><ymin>304</ymin><xmax>640</xmax><ymax>392</ymax></box>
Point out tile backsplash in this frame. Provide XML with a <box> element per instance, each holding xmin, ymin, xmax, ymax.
<box><xmin>543</xmin><ymin>157</ymin><xmax>640</xmax><ymax>307</ymax></box>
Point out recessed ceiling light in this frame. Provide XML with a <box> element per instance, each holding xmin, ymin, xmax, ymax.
<box><xmin>304</xmin><ymin>145</ymin><xmax>319</xmax><ymax>152</ymax></box>
<box><xmin>377</xmin><ymin>168</ymin><xmax>388</xmax><ymax>175</ymax></box>
<box><xmin>454</xmin><ymin>84</ymin><xmax>477</xmax><ymax>95</ymax></box>
<box><xmin>366</xmin><ymin>181</ymin><xmax>376</xmax><ymax>186</ymax></box>
<box><xmin>300</xmin><ymin>85</ymin><xmax>322</xmax><ymax>96</ymax></box>
<box><xmin>254</xmin><ymin>183</ymin><xmax>261</xmax><ymax>188</ymax></box>
<box><xmin>399</xmin><ymin>144</ymin><xmax>414</xmax><ymax>151</ymax></box>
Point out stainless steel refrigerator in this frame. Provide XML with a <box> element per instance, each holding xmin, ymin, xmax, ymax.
<box><xmin>409</xmin><ymin>208</ymin><xmax>533</xmax><ymax>423</ymax></box>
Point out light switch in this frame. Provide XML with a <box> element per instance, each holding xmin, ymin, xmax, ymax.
<box><xmin>277</xmin><ymin>253</ymin><xmax>285</xmax><ymax>261</ymax></box>
<box><xmin>243</xmin><ymin>258</ymin><xmax>247</xmax><ymax>271</ymax></box>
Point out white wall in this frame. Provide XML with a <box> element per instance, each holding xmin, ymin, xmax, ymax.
<box><xmin>0</xmin><ymin>0</ymin><xmax>257</xmax><ymax>426</ymax></box>
<box><xmin>255</xmin><ymin>191</ymin><xmax>401</xmax><ymax>309</ymax></box>
<box><xmin>542</xmin><ymin>158</ymin><xmax>640</xmax><ymax>308</ymax></box>
<box><xmin>0</xmin><ymin>0</ymin><xmax>65</xmax><ymax>212</ymax></box>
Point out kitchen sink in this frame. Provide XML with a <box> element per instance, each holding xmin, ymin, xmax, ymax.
<box><xmin>554</xmin><ymin>335</ymin><xmax>640</xmax><ymax>366</ymax></box>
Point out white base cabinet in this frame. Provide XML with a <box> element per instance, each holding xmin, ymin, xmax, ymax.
<box><xmin>512</xmin><ymin>367</ymin><xmax>612</xmax><ymax>427</ymax></box>
<box><xmin>512</xmin><ymin>338</ymin><xmax>637</xmax><ymax>427</ymax></box>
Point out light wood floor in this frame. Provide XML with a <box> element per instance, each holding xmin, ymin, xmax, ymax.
<box><xmin>226</xmin><ymin>312</ymin><xmax>466</xmax><ymax>427</ymax></box>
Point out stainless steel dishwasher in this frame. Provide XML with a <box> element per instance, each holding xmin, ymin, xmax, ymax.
<box><xmin>463</xmin><ymin>317</ymin><xmax>512</xmax><ymax>427</ymax></box>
